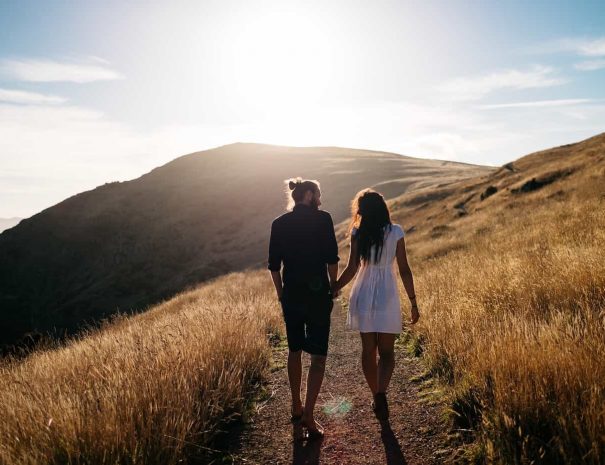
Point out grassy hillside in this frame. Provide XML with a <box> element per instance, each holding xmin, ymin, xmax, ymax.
<box><xmin>0</xmin><ymin>271</ymin><xmax>282</xmax><ymax>465</ymax></box>
<box><xmin>347</xmin><ymin>132</ymin><xmax>605</xmax><ymax>463</ymax></box>
<box><xmin>1</xmin><ymin>134</ymin><xmax>603</xmax><ymax>464</ymax></box>
<box><xmin>0</xmin><ymin>143</ymin><xmax>489</xmax><ymax>350</ymax></box>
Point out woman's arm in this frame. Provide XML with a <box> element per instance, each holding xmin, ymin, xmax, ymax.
<box><xmin>395</xmin><ymin>236</ymin><xmax>419</xmax><ymax>324</ymax></box>
<box><xmin>334</xmin><ymin>236</ymin><xmax>360</xmax><ymax>292</ymax></box>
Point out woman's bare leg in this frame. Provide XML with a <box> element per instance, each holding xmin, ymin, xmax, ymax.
<box><xmin>360</xmin><ymin>332</ymin><xmax>379</xmax><ymax>395</ymax></box>
<box><xmin>377</xmin><ymin>333</ymin><xmax>397</xmax><ymax>393</ymax></box>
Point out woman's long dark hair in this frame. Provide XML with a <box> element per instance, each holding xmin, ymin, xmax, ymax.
<box><xmin>349</xmin><ymin>189</ymin><xmax>392</xmax><ymax>264</ymax></box>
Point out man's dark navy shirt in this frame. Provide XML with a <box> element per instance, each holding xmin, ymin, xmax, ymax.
<box><xmin>268</xmin><ymin>204</ymin><xmax>340</xmax><ymax>297</ymax></box>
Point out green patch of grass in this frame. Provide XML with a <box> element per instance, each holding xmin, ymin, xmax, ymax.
<box><xmin>396</xmin><ymin>329</ymin><xmax>425</xmax><ymax>357</ymax></box>
<box><xmin>409</xmin><ymin>369</ymin><xmax>432</xmax><ymax>384</ymax></box>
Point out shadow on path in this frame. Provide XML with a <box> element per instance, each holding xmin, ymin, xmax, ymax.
<box><xmin>291</xmin><ymin>423</ymin><xmax>324</xmax><ymax>465</ymax></box>
<box><xmin>380</xmin><ymin>420</ymin><xmax>408</xmax><ymax>465</ymax></box>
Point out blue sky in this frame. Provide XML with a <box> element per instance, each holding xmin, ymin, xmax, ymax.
<box><xmin>1</xmin><ymin>0</ymin><xmax>604</xmax><ymax>218</ymax></box>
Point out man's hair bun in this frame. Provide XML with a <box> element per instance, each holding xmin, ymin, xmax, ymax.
<box><xmin>288</xmin><ymin>178</ymin><xmax>302</xmax><ymax>190</ymax></box>
<box><xmin>283</xmin><ymin>177</ymin><xmax>320</xmax><ymax>211</ymax></box>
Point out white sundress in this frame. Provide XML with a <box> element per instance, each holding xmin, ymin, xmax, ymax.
<box><xmin>346</xmin><ymin>223</ymin><xmax>405</xmax><ymax>334</ymax></box>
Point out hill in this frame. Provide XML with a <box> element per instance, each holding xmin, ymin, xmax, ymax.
<box><xmin>0</xmin><ymin>133</ymin><xmax>603</xmax><ymax>464</ymax></box>
<box><xmin>0</xmin><ymin>217</ymin><xmax>22</xmax><ymax>233</ymax></box>
<box><xmin>0</xmin><ymin>143</ymin><xmax>489</xmax><ymax>348</ymax></box>
<box><xmin>372</xmin><ymin>132</ymin><xmax>605</xmax><ymax>463</ymax></box>
<box><xmin>335</xmin><ymin>132</ymin><xmax>605</xmax><ymax>254</ymax></box>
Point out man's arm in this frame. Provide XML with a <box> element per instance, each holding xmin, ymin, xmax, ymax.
<box><xmin>328</xmin><ymin>263</ymin><xmax>338</xmax><ymax>289</ymax></box>
<box><xmin>322</xmin><ymin>213</ymin><xmax>340</xmax><ymax>293</ymax></box>
<box><xmin>267</xmin><ymin>221</ymin><xmax>283</xmax><ymax>300</ymax></box>
<box><xmin>334</xmin><ymin>235</ymin><xmax>360</xmax><ymax>291</ymax></box>
<box><xmin>270</xmin><ymin>271</ymin><xmax>283</xmax><ymax>300</ymax></box>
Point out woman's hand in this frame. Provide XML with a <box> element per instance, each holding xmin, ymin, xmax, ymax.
<box><xmin>410</xmin><ymin>304</ymin><xmax>420</xmax><ymax>325</ymax></box>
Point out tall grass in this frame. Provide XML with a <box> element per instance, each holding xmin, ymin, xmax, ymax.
<box><xmin>408</xmin><ymin>185</ymin><xmax>605</xmax><ymax>463</ymax></box>
<box><xmin>0</xmin><ymin>271</ymin><xmax>282</xmax><ymax>465</ymax></box>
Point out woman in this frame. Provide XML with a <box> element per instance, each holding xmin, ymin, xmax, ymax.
<box><xmin>333</xmin><ymin>188</ymin><xmax>419</xmax><ymax>421</ymax></box>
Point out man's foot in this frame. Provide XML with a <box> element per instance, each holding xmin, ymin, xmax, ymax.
<box><xmin>373</xmin><ymin>392</ymin><xmax>389</xmax><ymax>421</ymax></box>
<box><xmin>290</xmin><ymin>406</ymin><xmax>304</xmax><ymax>423</ymax></box>
<box><xmin>300</xmin><ymin>415</ymin><xmax>325</xmax><ymax>439</ymax></box>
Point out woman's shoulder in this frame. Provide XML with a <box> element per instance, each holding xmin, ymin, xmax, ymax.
<box><xmin>389</xmin><ymin>223</ymin><xmax>405</xmax><ymax>238</ymax></box>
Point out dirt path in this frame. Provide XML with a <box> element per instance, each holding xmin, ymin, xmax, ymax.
<box><xmin>227</xmin><ymin>301</ymin><xmax>454</xmax><ymax>465</ymax></box>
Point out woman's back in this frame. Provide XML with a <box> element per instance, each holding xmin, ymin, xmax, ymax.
<box><xmin>346</xmin><ymin>223</ymin><xmax>404</xmax><ymax>333</ymax></box>
<box><xmin>354</xmin><ymin>223</ymin><xmax>403</xmax><ymax>268</ymax></box>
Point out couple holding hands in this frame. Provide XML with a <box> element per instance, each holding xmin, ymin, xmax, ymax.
<box><xmin>268</xmin><ymin>178</ymin><xmax>419</xmax><ymax>440</ymax></box>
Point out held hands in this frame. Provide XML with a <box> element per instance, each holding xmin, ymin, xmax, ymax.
<box><xmin>330</xmin><ymin>280</ymin><xmax>341</xmax><ymax>299</ymax></box>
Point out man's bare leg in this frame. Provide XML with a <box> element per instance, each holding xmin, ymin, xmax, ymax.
<box><xmin>288</xmin><ymin>350</ymin><xmax>303</xmax><ymax>416</ymax></box>
<box><xmin>301</xmin><ymin>354</ymin><xmax>326</xmax><ymax>432</ymax></box>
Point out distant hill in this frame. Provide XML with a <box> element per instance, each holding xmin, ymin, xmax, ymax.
<box><xmin>0</xmin><ymin>143</ymin><xmax>489</xmax><ymax>348</ymax></box>
<box><xmin>0</xmin><ymin>217</ymin><xmax>22</xmax><ymax>233</ymax></box>
<box><xmin>335</xmin><ymin>132</ymin><xmax>605</xmax><ymax>259</ymax></box>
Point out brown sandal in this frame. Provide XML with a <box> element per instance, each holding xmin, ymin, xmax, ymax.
<box><xmin>300</xmin><ymin>417</ymin><xmax>325</xmax><ymax>439</ymax></box>
<box><xmin>373</xmin><ymin>392</ymin><xmax>389</xmax><ymax>421</ymax></box>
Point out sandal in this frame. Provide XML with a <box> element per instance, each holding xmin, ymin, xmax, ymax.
<box><xmin>373</xmin><ymin>392</ymin><xmax>389</xmax><ymax>421</ymax></box>
<box><xmin>300</xmin><ymin>417</ymin><xmax>325</xmax><ymax>440</ymax></box>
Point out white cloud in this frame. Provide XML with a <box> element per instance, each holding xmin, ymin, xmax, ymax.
<box><xmin>439</xmin><ymin>65</ymin><xmax>566</xmax><ymax>101</ymax></box>
<box><xmin>0</xmin><ymin>88</ymin><xmax>67</xmax><ymax>105</ymax></box>
<box><xmin>574</xmin><ymin>59</ymin><xmax>605</xmax><ymax>71</ymax></box>
<box><xmin>479</xmin><ymin>99</ymin><xmax>594</xmax><ymax>109</ymax></box>
<box><xmin>528</xmin><ymin>37</ymin><xmax>605</xmax><ymax>57</ymax></box>
<box><xmin>0</xmin><ymin>58</ymin><xmax>123</xmax><ymax>83</ymax></box>
<box><xmin>562</xmin><ymin>37</ymin><xmax>605</xmax><ymax>57</ymax></box>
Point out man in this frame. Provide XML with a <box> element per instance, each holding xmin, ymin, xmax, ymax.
<box><xmin>268</xmin><ymin>178</ymin><xmax>339</xmax><ymax>439</ymax></box>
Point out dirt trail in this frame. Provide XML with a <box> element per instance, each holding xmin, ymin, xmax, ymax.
<box><xmin>228</xmin><ymin>301</ymin><xmax>453</xmax><ymax>465</ymax></box>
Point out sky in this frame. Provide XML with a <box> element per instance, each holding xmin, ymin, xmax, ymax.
<box><xmin>0</xmin><ymin>0</ymin><xmax>604</xmax><ymax>218</ymax></box>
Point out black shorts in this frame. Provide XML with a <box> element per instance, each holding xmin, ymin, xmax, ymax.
<box><xmin>280</xmin><ymin>292</ymin><xmax>333</xmax><ymax>356</ymax></box>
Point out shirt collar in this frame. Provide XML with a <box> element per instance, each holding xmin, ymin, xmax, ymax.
<box><xmin>293</xmin><ymin>203</ymin><xmax>313</xmax><ymax>212</ymax></box>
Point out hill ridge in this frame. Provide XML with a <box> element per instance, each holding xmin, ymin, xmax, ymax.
<box><xmin>0</xmin><ymin>144</ymin><xmax>489</xmax><ymax>349</ymax></box>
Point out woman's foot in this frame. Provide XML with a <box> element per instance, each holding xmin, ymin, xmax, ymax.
<box><xmin>373</xmin><ymin>392</ymin><xmax>389</xmax><ymax>421</ymax></box>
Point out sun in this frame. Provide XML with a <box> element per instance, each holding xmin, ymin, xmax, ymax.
<box><xmin>219</xmin><ymin>6</ymin><xmax>335</xmax><ymax>114</ymax></box>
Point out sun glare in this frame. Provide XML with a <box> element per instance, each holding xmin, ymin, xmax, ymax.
<box><xmin>220</xmin><ymin>7</ymin><xmax>335</xmax><ymax>114</ymax></box>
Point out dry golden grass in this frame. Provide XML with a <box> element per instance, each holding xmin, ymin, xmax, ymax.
<box><xmin>386</xmin><ymin>137</ymin><xmax>605</xmax><ymax>464</ymax></box>
<box><xmin>0</xmin><ymin>271</ymin><xmax>282</xmax><ymax>465</ymax></box>
<box><xmin>410</xmin><ymin>195</ymin><xmax>605</xmax><ymax>463</ymax></box>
